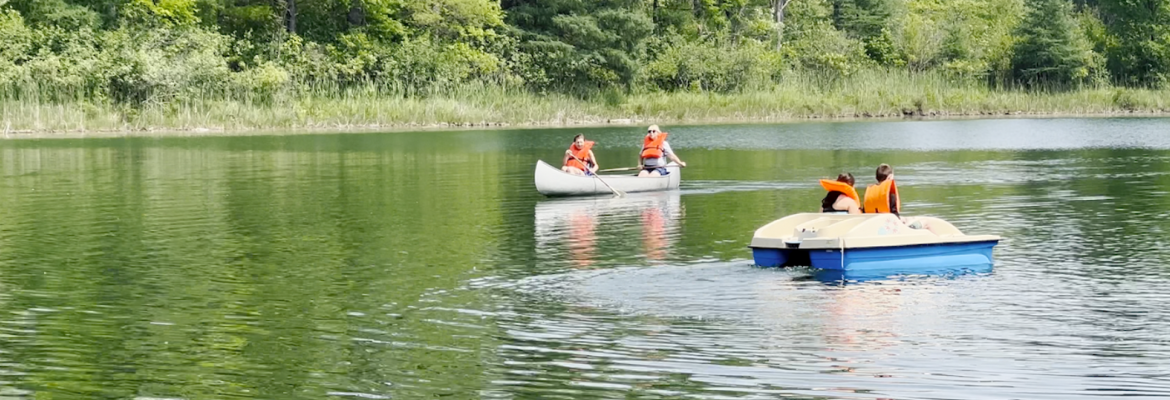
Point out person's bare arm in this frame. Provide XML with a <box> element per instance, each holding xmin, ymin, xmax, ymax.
<box><xmin>848</xmin><ymin>201</ymin><xmax>862</xmax><ymax>214</ymax></box>
<box><xmin>836</xmin><ymin>197</ymin><xmax>862</xmax><ymax>214</ymax></box>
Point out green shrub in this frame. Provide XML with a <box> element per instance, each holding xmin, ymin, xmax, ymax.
<box><xmin>101</xmin><ymin>28</ymin><xmax>233</xmax><ymax>104</ymax></box>
<box><xmin>643</xmin><ymin>40</ymin><xmax>783</xmax><ymax>92</ymax></box>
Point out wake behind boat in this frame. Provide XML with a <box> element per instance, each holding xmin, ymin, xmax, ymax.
<box><xmin>534</xmin><ymin>160</ymin><xmax>681</xmax><ymax>197</ymax></box>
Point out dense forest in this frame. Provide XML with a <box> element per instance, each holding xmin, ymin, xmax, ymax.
<box><xmin>0</xmin><ymin>0</ymin><xmax>1167</xmax><ymax>130</ymax></box>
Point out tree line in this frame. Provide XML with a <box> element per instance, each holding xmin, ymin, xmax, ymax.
<box><xmin>1</xmin><ymin>0</ymin><xmax>1168</xmax><ymax>105</ymax></box>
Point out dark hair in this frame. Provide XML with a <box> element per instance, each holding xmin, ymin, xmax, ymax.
<box><xmin>837</xmin><ymin>172</ymin><xmax>855</xmax><ymax>186</ymax></box>
<box><xmin>572</xmin><ymin>134</ymin><xmax>584</xmax><ymax>144</ymax></box>
<box><xmin>876</xmin><ymin>164</ymin><xmax>893</xmax><ymax>182</ymax></box>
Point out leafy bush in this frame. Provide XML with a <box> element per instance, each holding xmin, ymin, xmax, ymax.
<box><xmin>643</xmin><ymin>39</ymin><xmax>783</xmax><ymax>92</ymax></box>
<box><xmin>0</xmin><ymin>9</ymin><xmax>33</xmax><ymax>85</ymax></box>
<box><xmin>101</xmin><ymin>27</ymin><xmax>233</xmax><ymax>104</ymax></box>
<box><xmin>786</xmin><ymin>23</ymin><xmax>869</xmax><ymax>78</ymax></box>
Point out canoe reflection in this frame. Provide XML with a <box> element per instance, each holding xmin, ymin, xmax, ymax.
<box><xmin>641</xmin><ymin>205</ymin><xmax>667</xmax><ymax>261</ymax></box>
<box><xmin>535</xmin><ymin>192</ymin><xmax>683</xmax><ymax>268</ymax></box>
<box><xmin>567</xmin><ymin>211</ymin><xmax>596</xmax><ymax>267</ymax></box>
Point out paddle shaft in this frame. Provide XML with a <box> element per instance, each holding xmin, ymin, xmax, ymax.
<box><xmin>568</xmin><ymin>154</ymin><xmax>624</xmax><ymax>197</ymax></box>
<box><xmin>597</xmin><ymin>166</ymin><xmax>641</xmax><ymax>172</ymax></box>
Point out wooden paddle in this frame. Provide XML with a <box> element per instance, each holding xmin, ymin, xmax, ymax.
<box><xmin>569</xmin><ymin>154</ymin><xmax>625</xmax><ymax>197</ymax></box>
<box><xmin>597</xmin><ymin>166</ymin><xmax>641</xmax><ymax>172</ymax></box>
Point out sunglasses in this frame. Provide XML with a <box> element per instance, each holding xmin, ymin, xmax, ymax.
<box><xmin>647</xmin><ymin>130</ymin><xmax>658</xmax><ymax>133</ymax></box>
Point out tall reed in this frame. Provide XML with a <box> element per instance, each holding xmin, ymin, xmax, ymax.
<box><xmin>1</xmin><ymin>69</ymin><xmax>1167</xmax><ymax>135</ymax></box>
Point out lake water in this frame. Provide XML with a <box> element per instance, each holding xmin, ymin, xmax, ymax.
<box><xmin>0</xmin><ymin>118</ymin><xmax>1169</xmax><ymax>399</ymax></box>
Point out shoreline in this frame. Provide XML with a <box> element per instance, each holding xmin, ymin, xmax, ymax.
<box><xmin>2</xmin><ymin>109</ymin><xmax>1169</xmax><ymax>140</ymax></box>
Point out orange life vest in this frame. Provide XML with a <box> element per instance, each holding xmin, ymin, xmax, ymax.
<box><xmin>565</xmin><ymin>141</ymin><xmax>595</xmax><ymax>170</ymax></box>
<box><xmin>820</xmin><ymin>179</ymin><xmax>860</xmax><ymax>204</ymax></box>
<box><xmin>863</xmin><ymin>179</ymin><xmax>901</xmax><ymax>214</ymax></box>
<box><xmin>640</xmin><ymin>133</ymin><xmax>668</xmax><ymax>160</ymax></box>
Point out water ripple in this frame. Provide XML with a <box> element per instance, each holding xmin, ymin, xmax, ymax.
<box><xmin>1</xmin><ymin>122</ymin><xmax>1170</xmax><ymax>399</ymax></box>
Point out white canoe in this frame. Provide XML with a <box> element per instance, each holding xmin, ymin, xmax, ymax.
<box><xmin>534</xmin><ymin>160</ymin><xmax>681</xmax><ymax>197</ymax></box>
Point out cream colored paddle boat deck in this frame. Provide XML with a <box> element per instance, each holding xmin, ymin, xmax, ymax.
<box><xmin>750</xmin><ymin>213</ymin><xmax>1000</xmax><ymax>272</ymax></box>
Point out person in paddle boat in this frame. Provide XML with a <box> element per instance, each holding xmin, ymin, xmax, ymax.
<box><xmin>638</xmin><ymin>125</ymin><xmax>686</xmax><ymax>177</ymax></box>
<box><xmin>562</xmin><ymin>134</ymin><xmax>599</xmax><ymax>176</ymax></box>
<box><xmin>820</xmin><ymin>173</ymin><xmax>862</xmax><ymax>214</ymax></box>
<box><xmin>863</xmin><ymin>163</ymin><xmax>933</xmax><ymax>231</ymax></box>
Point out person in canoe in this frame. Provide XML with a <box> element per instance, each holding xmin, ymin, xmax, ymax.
<box><xmin>820</xmin><ymin>173</ymin><xmax>862</xmax><ymax>214</ymax></box>
<box><xmin>562</xmin><ymin>134</ymin><xmax>599</xmax><ymax>176</ymax></box>
<box><xmin>638</xmin><ymin>125</ymin><xmax>687</xmax><ymax>177</ymax></box>
<box><xmin>863</xmin><ymin>163</ymin><xmax>933</xmax><ymax>231</ymax></box>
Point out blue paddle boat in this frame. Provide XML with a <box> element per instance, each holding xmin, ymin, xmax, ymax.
<box><xmin>750</xmin><ymin>214</ymin><xmax>999</xmax><ymax>273</ymax></box>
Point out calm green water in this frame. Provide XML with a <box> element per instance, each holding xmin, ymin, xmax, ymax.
<box><xmin>1</xmin><ymin>118</ymin><xmax>1170</xmax><ymax>399</ymax></box>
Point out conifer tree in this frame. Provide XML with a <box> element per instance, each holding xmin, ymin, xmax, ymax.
<box><xmin>1011</xmin><ymin>0</ymin><xmax>1102</xmax><ymax>87</ymax></box>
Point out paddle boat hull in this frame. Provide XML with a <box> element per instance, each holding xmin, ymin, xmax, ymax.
<box><xmin>750</xmin><ymin>213</ymin><xmax>999</xmax><ymax>274</ymax></box>
<box><xmin>534</xmin><ymin>160</ymin><xmax>681</xmax><ymax>197</ymax></box>
<box><xmin>807</xmin><ymin>262</ymin><xmax>995</xmax><ymax>284</ymax></box>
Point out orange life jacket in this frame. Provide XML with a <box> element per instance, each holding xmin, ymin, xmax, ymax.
<box><xmin>820</xmin><ymin>179</ymin><xmax>860</xmax><ymax>205</ymax></box>
<box><xmin>640</xmin><ymin>133</ymin><xmax>668</xmax><ymax>160</ymax></box>
<box><xmin>565</xmin><ymin>141</ymin><xmax>595</xmax><ymax>170</ymax></box>
<box><xmin>863</xmin><ymin>179</ymin><xmax>901</xmax><ymax>214</ymax></box>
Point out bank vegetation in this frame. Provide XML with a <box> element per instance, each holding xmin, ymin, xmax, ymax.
<box><xmin>1</xmin><ymin>0</ymin><xmax>1168</xmax><ymax>133</ymax></box>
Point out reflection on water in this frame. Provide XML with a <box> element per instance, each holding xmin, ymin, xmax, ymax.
<box><xmin>1</xmin><ymin>118</ymin><xmax>1170</xmax><ymax>399</ymax></box>
<box><xmin>535</xmin><ymin>192</ymin><xmax>683</xmax><ymax>268</ymax></box>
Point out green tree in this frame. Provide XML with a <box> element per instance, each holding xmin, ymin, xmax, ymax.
<box><xmin>832</xmin><ymin>0</ymin><xmax>892</xmax><ymax>39</ymax></box>
<box><xmin>783</xmin><ymin>0</ymin><xmax>869</xmax><ymax>77</ymax></box>
<box><xmin>6</xmin><ymin>0</ymin><xmax>101</xmax><ymax>29</ymax></box>
<box><xmin>503</xmin><ymin>0</ymin><xmax>653</xmax><ymax>93</ymax></box>
<box><xmin>1011</xmin><ymin>0</ymin><xmax>1103</xmax><ymax>87</ymax></box>
<box><xmin>832</xmin><ymin>0</ymin><xmax>901</xmax><ymax>64</ymax></box>
<box><xmin>1099</xmin><ymin>0</ymin><xmax>1170</xmax><ymax>87</ymax></box>
<box><xmin>897</xmin><ymin>0</ymin><xmax>1022</xmax><ymax>79</ymax></box>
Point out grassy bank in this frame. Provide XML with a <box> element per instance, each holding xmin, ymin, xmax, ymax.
<box><xmin>3</xmin><ymin>71</ymin><xmax>1169</xmax><ymax>136</ymax></box>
